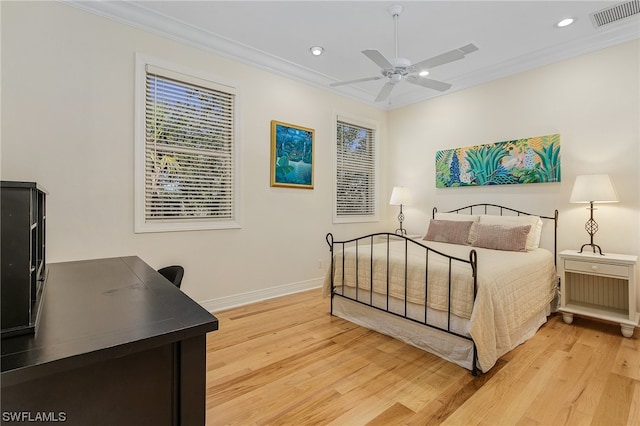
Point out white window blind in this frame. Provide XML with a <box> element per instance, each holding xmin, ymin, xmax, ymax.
<box><xmin>336</xmin><ymin>119</ymin><xmax>377</xmax><ymax>219</ymax></box>
<box><xmin>135</xmin><ymin>58</ymin><xmax>239</xmax><ymax>232</ymax></box>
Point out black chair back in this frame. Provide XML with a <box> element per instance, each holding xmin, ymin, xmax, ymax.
<box><xmin>157</xmin><ymin>265</ymin><xmax>184</xmax><ymax>289</ymax></box>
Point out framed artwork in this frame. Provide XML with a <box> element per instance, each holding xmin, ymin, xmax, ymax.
<box><xmin>270</xmin><ymin>120</ymin><xmax>314</xmax><ymax>189</ymax></box>
<box><xmin>436</xmin><ymin>134</ymin><xmax>561</xmax><ymax>188</ymax></box>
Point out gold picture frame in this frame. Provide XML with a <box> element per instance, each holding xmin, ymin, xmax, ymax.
<box><xmin>270</xmin><ymin>120</ymin><xmax>314</xmax><ymax>189</ymax></box>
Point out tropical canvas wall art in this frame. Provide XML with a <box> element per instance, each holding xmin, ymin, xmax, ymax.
<box><xmin>436</xmin><ymin>134</ymin><xmax>561</xmax><ymax>188</ymax></box>
<box><xmin>270</xmin><ymin>120</ymin><xmax>314</xmax><ymax>189</ymax></box>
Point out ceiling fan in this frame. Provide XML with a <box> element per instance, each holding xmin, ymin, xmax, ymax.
<box><xmin>330</xmin><ymin>4</ymin><xmax>479</xmax><ymax>102</ymax></box>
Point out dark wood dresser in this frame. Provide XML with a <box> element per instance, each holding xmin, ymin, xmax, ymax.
<box><xmin>1</xmin><ymin>256</ymin><xmax>218</xmax><ymax>425</ymax></box>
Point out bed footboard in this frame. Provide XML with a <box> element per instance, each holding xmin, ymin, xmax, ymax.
<box><xmin>325</xmin><ymin>232</ymin><xmax>479</xmax><ymax>375</ymax></box>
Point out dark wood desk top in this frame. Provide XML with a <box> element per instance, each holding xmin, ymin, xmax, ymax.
<box><xmin>1</xmin><ymin>256</ymin><xmax>218</xmax><ymax>387</ymax></box>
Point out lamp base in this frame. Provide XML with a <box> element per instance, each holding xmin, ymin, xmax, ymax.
<box><xmin>579</xmin><ymin>202</ymin><xmax>605</xmax><ymax>255</ymax></box>
<box><xmin>395</xmin><ymin>206</ymin><xmax>406</xmax><ymax>236</ymax></box>
<box><xmin>578</xmin><ymin>243</ymin><xmax>604</xmax><ymax>255</ymax></box>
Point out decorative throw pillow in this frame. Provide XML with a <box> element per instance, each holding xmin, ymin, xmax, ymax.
<box><xmin>478</xmin><ymin>215</ymin><xmax>543</xmax><ymax>250</ymax></box>
<box><xmin>470</xmin><ymin>223</ymin><xmax>531</xmax><ymax>252</ymax></box>
<box><xmin>424</xmin><ymin>220</ymin><xmax>475</xmax><ymax>245</ymax></box>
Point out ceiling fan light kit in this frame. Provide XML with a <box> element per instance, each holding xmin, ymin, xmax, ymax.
<box><xmin>330</xmin><ymin>4</ymin><xmax>479</xmax><ymax>102</ymax></box>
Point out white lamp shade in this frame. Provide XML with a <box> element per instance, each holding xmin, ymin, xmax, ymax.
<box><xmin>569</xmin><ymin>174</ymin><xmax>619</xmax><ymax>203</ymax></box>
<box><xmin>389</xmin><ymin>186</ymin><xmax>412</xmax><ymax>206</ymax></box>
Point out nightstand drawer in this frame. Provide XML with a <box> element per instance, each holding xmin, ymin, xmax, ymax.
<box><xmin>564</xmin><ymin>259</ymin><xmax>628</xmax><ymax>278</ymax></box>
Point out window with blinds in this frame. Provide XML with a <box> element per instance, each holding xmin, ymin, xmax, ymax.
<box><xmin>335</xmin><ymin>118</ymin><xmax>378</xmax><ymax>221</ymax></box>
<box><xmin>135</xmin><ymin>56</ymin><xmax>239</xmax><ymax>232</ymax></box>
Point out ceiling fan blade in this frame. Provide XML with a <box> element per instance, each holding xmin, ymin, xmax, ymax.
<box><xmin>362</xmin><ymin>49</ymin><xmax>393</xmax><ymax>69</ymax></box>
<box><xmin>374</xmin><ymin>82</ymin><xmax>396</xmax><ymax>102</ymax></box>
<box><xmin>329</xmin><ymin>76</ymin><xmax>383</xmax><ymax>87</ymax></box>
<box><xmin>406</xmin><ymin>75</ymin><xmax>452</xmax><ymax>92</ymax></box>
<box><xmin>412</xmin><ymin>50</ymin><xmax>464</xmax><ymax>71</ymax></box>
<box><xmin>412</xmin><ymin>44</ymin><xmax>479</xmax><ymax>70</ymax></box>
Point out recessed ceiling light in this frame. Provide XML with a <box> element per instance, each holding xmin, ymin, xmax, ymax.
<box><xmin>419</xmin><ymin>70</ymin><xmax>429</xmax><ymax>77</ymax></box>
<box><xmin>310</xmin><ymin>46</ymin><xmax>324</xmax><ymax>56</ymax></box>
<box><xmin>556</xmin><ymin>17</ymin><xmax>575</xmax><ymax>28</ymax></box>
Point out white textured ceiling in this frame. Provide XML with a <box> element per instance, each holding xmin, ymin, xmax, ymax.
<box><xmin>69</xmin><ymin>0</ymin><xmax>640</xmax><ymax>110</ymax></box>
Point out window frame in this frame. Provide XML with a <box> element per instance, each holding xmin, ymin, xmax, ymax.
<box><xmin>333</xmin><ymin>114</ymin><xmax>380</xmax><ymax>224</ymax></box>
<box><xmin>134</xmin><ymin>54</ymin><xmax>241</xmax><ymax>233</ymax></box>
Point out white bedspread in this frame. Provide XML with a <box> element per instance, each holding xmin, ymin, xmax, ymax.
<box><xmin>323</xmin><ymin>237</ymin><xmax>557</xmax><ymax>372</ymax></box>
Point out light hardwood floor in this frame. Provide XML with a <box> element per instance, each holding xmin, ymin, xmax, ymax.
<box><xmin>206</xmin><ymin>288</ymin><xmax>639</xmax><ymax>425</ymax></box>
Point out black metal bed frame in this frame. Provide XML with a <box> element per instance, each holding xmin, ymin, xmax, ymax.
<box><xmin>325</xmin><ymin>204</ymin><xmax>559</xmax><ymax>376</ymax></box>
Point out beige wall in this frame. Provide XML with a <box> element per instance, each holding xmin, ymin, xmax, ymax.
<box><xmin>387</xmin><ymin>40</ymin><xmax>639</xmax><ymax>255</ymax></box>
<box><xmin>2</xmin><ymin>2</ymin><xmax>639</xmax><ymax>310</ymax></box>
<box><xmin>387</xmin><ymin>40</ymin><xmax>640</xmax><ymax>306</ymax></box>
<box><xmin>0</xmin><ymin>2</ymin><xmax>388</xmax><ymax>308</ymax></box>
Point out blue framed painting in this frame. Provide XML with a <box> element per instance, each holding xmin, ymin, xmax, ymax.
<box><xmin>270</xmin><ymin>120</ymin><xmax>314</xmax><ymax>189</ymax></box>
<box><xmin>436</xmin><ymin>134</ymin><xmax>561</xmax><ymax>187</ymax></box>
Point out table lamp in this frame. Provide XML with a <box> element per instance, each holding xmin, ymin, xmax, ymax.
<box><xmin>389</xmin><ymin>186</ymin><xmax>412</xmax><ymax>235</ymax></box>
<box><xmin>569</xmin><ymin>174</ymin><xmax>619</xmax><ymax>255</ymax></box>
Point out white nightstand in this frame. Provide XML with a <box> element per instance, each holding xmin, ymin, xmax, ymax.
<box><xmin>558</xmin><ymin>249</ymin><xmax>639</xmax><ymax>337</ymax></box>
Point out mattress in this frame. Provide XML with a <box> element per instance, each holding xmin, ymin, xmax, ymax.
<box><xmin>324</xmin><ymin>237</ymin><xmax>557</xmax><ymax>372</ymax></box>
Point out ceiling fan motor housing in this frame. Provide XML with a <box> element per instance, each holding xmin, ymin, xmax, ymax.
<box><xmin>390</xmin><ymin>57</ymin><xmax>411</xmax><ymax>68</ymax></box>
<box><xmin>382</xmin><ymin>57</ymin><xmax>412</xmax><ymax>81</ymax></box>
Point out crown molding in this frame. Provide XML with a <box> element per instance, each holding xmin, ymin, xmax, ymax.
<box><xmin>387</xmin><ymin>19</ymin><xmax>640</xmax><ymax>109</ymax></box>
<box><xmin>63</xmin><ymin>1</ymin><xmax>639</xmax><ymax>111</ymax></box>
<box><xmin>63</xmin><ymin>1</ymin><xmax>379</xmax><ymax>106</ymax></box>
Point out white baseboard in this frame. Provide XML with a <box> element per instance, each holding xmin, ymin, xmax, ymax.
<box><xmin>198</xmin><ymin>277</ymin><xmax>323</xmax><ymax>313</ymax></box>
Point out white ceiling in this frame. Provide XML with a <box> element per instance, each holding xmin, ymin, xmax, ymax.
<box><xmin>69</xmin><ymin>0</ymin><xmax>640</xmax><ymax>110</ymax></box>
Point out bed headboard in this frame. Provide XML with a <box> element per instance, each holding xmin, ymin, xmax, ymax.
<box><xmin>432</xmin><ymin>204</ymin><xmax>558</xmax><ymax>264</ymax></box>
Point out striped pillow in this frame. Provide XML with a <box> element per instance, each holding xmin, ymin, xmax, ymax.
<box><xmin>424</xmin><ymin>220</ymin><xmax>475</xmax><ymax>245</ymax></box>
<box><xmin>471</xmin><ymin>224</ymin><xmax>531</xmax><ymax>252</ymax></box>
<box><xmin>478</xmin><ymin>214</ymin><xmax>543</xmax><ymax>250</ymax></box>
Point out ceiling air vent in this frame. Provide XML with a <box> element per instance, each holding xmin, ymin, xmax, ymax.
<box><xmin>590</xmin><ymin>0</ymin><xmax>640</xmax><ymax>28</ymax></box>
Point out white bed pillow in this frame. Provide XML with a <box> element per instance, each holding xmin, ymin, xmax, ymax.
<box><xmin>433</xmin><ymin>212</ymin><xmax>480</xmax><ymax>223</ymax></box>
<box><xmin>477</xmin><ymin>214</ymin><xmax>543</xmax><ymax>251</ymax></box>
